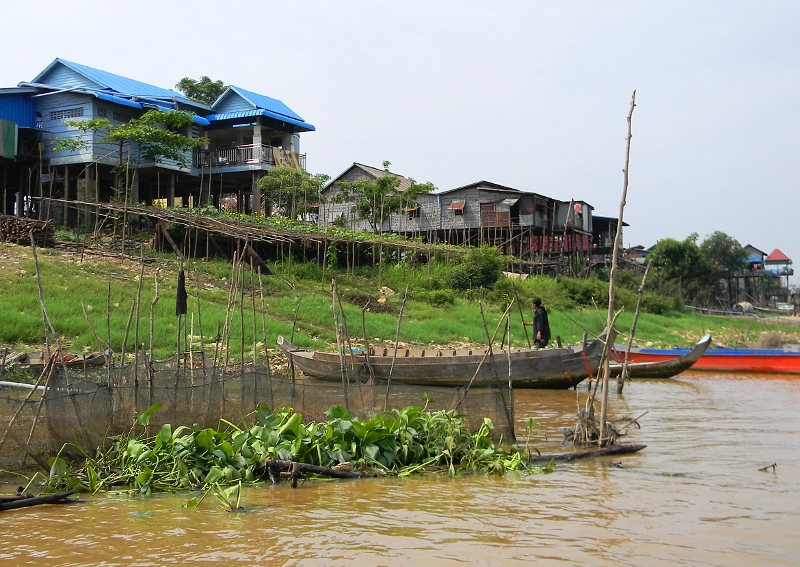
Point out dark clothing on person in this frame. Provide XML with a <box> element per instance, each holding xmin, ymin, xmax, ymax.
<box><xmin>533</xmin><ymin>305</ymin><xmax>551</xmax><ymax>348</ymax></box>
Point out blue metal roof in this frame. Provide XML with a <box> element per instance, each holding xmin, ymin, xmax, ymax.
<box><xmin>205</xmin><ymin>109</ymin><xmax>315</xmax><ymax>132</ymax></box>
<box><xmin>95</xmin><ymin>92</ymin><xmax>142</xmax><ymax>109</ymax></box>
<box><xmin>215</xmin><ymin>86</ymin><xmax>305</xmax><ymax>121</ymax></box>
<box><xmin>32</xmin><ymin>59</ymin><xmax>197</xmax><ymax>105</ymax></box>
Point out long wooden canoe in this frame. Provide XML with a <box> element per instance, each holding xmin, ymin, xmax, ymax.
<box><xmin>609</xmin><ymin>334</ymin><xmax>712</xmax><ymax>379</ymax></box>
<box><xmin>277</xmin><ymin>336</ymin><xmax>604</xmax><ymax>389</ymax></box>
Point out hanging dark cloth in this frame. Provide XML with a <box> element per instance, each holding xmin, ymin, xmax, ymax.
<box><xmin>243</xmin><ymin>244</ymin><xmax>273</xmax><ymax>275</ymax></box>
<box><xmin>176</xmin><ymin>269</ymin><xmax>188</xmax><ymax>316</ymax></box>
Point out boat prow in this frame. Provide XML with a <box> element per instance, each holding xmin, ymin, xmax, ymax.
<box><xmin>611</xmin><ymin>334</ymin><xmax>712</xmax><ymax>379</ymax></box>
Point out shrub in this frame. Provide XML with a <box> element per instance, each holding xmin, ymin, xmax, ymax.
<box><xmin>449</xmin><ymin>246</ymin><xmax>504</xmax><ymax>291</ymax></box>
<box><xmin>557</xmin><ymin>276</ymin><xmax>609</xmax><ymax>308</ymax></box>
<box><xmin>415</xmin><ymin>289</ymin><xmax>455</xmax><ymax>306</ymax></box>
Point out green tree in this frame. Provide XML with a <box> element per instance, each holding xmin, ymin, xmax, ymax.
<box><xmin>700</xmin><ymin>231</ymin><xmax>747</xmax><ymax>273</ymax></box>
<box><xmin>55</xmin><ymin>109</ymin><xmax>205</xmax><ymax>255</ymax></box>
<box><xmin>449</xmin><ymin>246</ymin><xmax>506</xmax><ymax>291</ymax></box>
<box><xmin>56</xmin><ymin>109</ymin><xmax>206</xmax><ymax>198</ymax></box>
<box><xmin>333</xmin><ymin>161</ymin><xmax>435</xmax><ymax>233</ymax></box>
<box><xmin>648</xmin><ymin>236</ymin><xmax>717</xmax><ymax>305</ymax></box>
<box><xmin>175</xmin><ymin>76</ymin><xmax>227</xmax><ymax>106</ymax></box>
<box><xmin>258</xmin><ymin>165</ymin><xmax>330</xmax><ymax>218</ymax></box>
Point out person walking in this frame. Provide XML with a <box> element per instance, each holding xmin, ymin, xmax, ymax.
<box><xmin>524</xmin><ymin>298</ymin><xmax>551</xmax><ymax>348</ymax></box>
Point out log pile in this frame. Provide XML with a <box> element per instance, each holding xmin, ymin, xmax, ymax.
<box><xmin>0</xmin><ymin>215</ymin><xmax>54</xmax><ymax>247</ymax></box>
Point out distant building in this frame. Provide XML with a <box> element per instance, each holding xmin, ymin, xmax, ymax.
<box><xmin>764</xmin><ymin>248</ymin><xmax>793</xmax><ymax>287</ymax></box>
<box><xmin>743</xmin><ymin>244</ymin><xmax>767</xmax><ymax>272</ymax></box>
<box><xmin>321</xmin><ymin>162</ymin><xmax>619</xmax><ymax>266</ymax></box>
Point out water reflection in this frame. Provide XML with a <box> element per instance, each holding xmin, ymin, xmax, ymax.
<box><xmin>1</xmin><ymin>375</ymin><xmax>798</xmax><ymax>566</ymax></box>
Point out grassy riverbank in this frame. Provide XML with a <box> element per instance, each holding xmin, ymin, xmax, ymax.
<box><xmin>0</xmin><ymin>242</ymin><xmax>798</xmax><ymax>363</ymax></box>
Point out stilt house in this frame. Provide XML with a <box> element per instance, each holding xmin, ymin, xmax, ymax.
<box><xmin>0</xmin><ymin>58</ymin><xmax>314</xmax><ymax>220</ymax></box>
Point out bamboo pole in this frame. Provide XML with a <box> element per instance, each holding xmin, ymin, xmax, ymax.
<box><xmin>119</xmin><ymin>299</ymin><xmax>136</xmax><ymax>385</ymax></box>
<box><xmin>511</xmin><ymin>282</ymin><xmax>532</xmax><ymax>348</ymax></box>
<box><xmin>384</xmin><ymin>284</ymin><xmax>409</xmax><ymax>411</ymax></box>
<box><xmin>248</xmin><ymin>265</ymin><xmax>260</xmax><ymax>409</ymax></box>
<box><xmin>258</xmin><ymin>273</ymin><xmax>273</xmax><ymax>409</ymax></box>
<box><xmin>617</xmin><ymin>258</ymin><xmax>653</xmax><ymax>393</ymax></box>
<box><xmin>148</xmin><ymin>270</ymin><xmax>160</xmax><ymax>407</ymax></box>
<box><xmin>331</xmin><ymin>278</ymin><xmax>349</xmax><ymax>409</ymax></box>
<box><xmin>290</xmin><ymin>297</ymin><xmax>302</xmax><ymax>343</ymax></box>
<box><xmin>133</xmin><ymin>246</ymin><xmax>146</xmax><ymax>389</ymax></box>
<box><xmin>106</xmin><ymin>281</ymin><xmax>112</xmax><ymax>385</ymax></box>
<box><xmin>454</xmin><ymin>301</ymin><xmax>515</xmax><ymax>408</ymax></box>
<box><xmin>599</xmin><ymin>90</ymin><xmax>636</xmax><ymax>447</ymax></box>
<box><xmin>360</xmin><ymin>301</ymin><xmax>375</xmax><ymax>383</ymax></box>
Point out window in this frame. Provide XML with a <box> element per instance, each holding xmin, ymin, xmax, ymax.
<box><xmin>407</xmin><ymin>206</ymin><xmax>421</xmax><ymax>220</ymax></box>
<box><xmin>97</xmin><ymin>108</ymin><xmax>107</xmax><ymax>118</ymax></box>
<box><xmin>49</xmin><ymin>107</ymin><xmax>84</xmax><ymax>121</ymax></box>
<box><xmin>112</xmin><ymin>111</ymin><xmax>132</xmax><ymax>122</ymax></box>
<box><xmin>449</xmin><ymin>201</ymin><xmax>465</xmax><ymax>216</ymax></box>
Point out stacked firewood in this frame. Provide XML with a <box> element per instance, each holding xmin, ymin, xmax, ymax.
<box><xmin>0</xmin><ymin>214</ymin><xmax>55</xmax><ymax>247</ymax></box>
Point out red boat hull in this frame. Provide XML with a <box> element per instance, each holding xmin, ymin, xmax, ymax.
<box><xmin>618</xmin><ymin>350</ymin><xmax>800</xmax><ymax>374</ymax></box>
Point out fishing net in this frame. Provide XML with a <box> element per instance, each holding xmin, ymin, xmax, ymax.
<box><xmin>0</xmin><ymin>355</ymin><xmax>515</xmax><ymax>472</ymax></box>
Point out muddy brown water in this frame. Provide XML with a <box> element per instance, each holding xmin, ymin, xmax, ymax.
<box><xmin>1</xmin><ymin>373</ymin><xmax>798</xmax><ymax>566</ymax></box>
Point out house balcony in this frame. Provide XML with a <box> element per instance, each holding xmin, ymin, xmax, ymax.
<box><xmin>193</xmin><ymin>144</ymin><xmax>306</xmax><ymax>170</ymax></box>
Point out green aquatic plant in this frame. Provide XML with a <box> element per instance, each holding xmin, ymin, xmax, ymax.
<box><xmin>43</xmin><ymin>403</ymin><xmax>554</xmax><ymax>496</ymax></box>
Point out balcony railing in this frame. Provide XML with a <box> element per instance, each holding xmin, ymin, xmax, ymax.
<box><xmin>194</xmin><ymin>144</ymin><xmax>306</xmax><ymax>170</ymax></box>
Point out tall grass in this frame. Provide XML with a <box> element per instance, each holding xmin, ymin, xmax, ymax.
<box><xmin>0</xmin><ymin>243</ymin><xmax>797</xmax><ymax>360</ymax></box>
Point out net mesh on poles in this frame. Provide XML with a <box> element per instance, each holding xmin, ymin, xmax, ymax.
<box><xmin>0</xmin><ymin>356</ymin><xmax>515</xmax><ymax>471</ymax></box>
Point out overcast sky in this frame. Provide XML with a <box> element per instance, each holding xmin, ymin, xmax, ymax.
<box><xmin>4</xmin><ymin>1</ymin><xmax>799</xmax><ymax>281</ymax></box>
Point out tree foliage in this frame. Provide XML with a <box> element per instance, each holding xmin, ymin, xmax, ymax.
<box><xmin>700</xmin><ymin>231</ymin><xmax>747</xmax><ymax>273</ymax></box>
<box><xmin>648</xmin><ymin>236</ymin><xmax>717</xmax><ymax>305</ymax></box>
<box><xmin>450</xmin><ymin>246</ymin><xmax>506</xmax><ymax>291</ymax></box>
<box><xmin>56</xmin><ymin>109</ymin><xmax>204</xmax><ymax>168</ymax></box>
<box><xmin>258</xmin><ymin>166</ymin><xmax>330</xmax><ymax>218</ymax></box>
<box><xmin>55</xmin><ymin>110</ymin><xmax>206</xmax><ymax>198</ymax></box>
<box><xmin>175</xmin><ymin>76</ymin><xmax>227</xmax><ymax>106</ymax></box>
<box><xmin>333</xmin><ymin>161</ymin><xmax>435</xmax><ymax>233</ymax></box>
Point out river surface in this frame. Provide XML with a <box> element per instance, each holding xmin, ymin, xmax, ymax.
<box><xmin>1</xmin><ymin>373</ymin><xmax>798</xmax><ymax>566</ymax></box>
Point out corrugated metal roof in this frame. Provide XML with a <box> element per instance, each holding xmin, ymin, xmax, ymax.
<box><xmin>205</xmin><ymin>109</ymin><xmax>314</xmax><ymax>132</ymax></box>
<box><xmin>95</xmin><ymin>92</ymin><xmax>142</xmax><ymax>109</ymax></box>
<box><xmin>216</xmin><ymin>86</ymin><xmax>305</xmax><ymax>122</ymax></box>
<box><xmin>34</xmin><ymin>59</ymin><xmax>193</xmax><ymax>103</ymax></box>
<box><xmin>351</xmin><ymin>163</ymin><xmax>413</xmax><ymax>191</ymax></box>
<box><xmin>437</xmin><ymin>180</ymin><xmax>523</xmax><ymax>195</ymax></box>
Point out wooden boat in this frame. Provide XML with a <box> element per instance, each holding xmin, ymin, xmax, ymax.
<box><xmin>11</xmin><ymin>351</ymin><xmax>107</xmax><ymax>369</ymax></box>
<box><xmin>609</xmin><ymin>334</ymin><xmax>712</xmax><ymax>379</ymax></box>
<box><xmin>612</xmin><ymin>337</ymin><xmax>800</xmax><ymax>374</ymax></box>
<box><xmin>276</xmin><ymin>336</ymin><xmax>604</xmax><ymax>389</ymax></box>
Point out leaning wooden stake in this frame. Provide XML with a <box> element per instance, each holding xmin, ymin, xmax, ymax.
<box><xmin>148</xmin><ymin>270</ymin><xmax>160</xmax><ymax>407</ymax></box>
<box><xmin>133</xmin><ymin>246</ymin><xmax>146</xmax><ymax>389</ymax></box>
<box><xmin>512</xmin><ymin>282</ymin><xmax>532</xmax><ymax>348</ymax></box>
<box><xmin>454</xmin><ymin>300</ymin><xmax>515</xmax><ymax>408</ymax></box>
<box><xmin>331</xmin><ymin>278</ymin><xmax>349</xmax><ymax>409</ymax></box>
<box><xmin>599</xmin><ymin>90</ymin><xmax>636</xmax><ymax>446</ymax></box>
<box><xmin>385</xmin><ymin>284</ymin><xmax>410</xmax><ymax>411</ymax></box>
<box><xmin>617</xmin><ymin>258</ymin><xmax>653</xmax><ymax>393</ymax></box>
